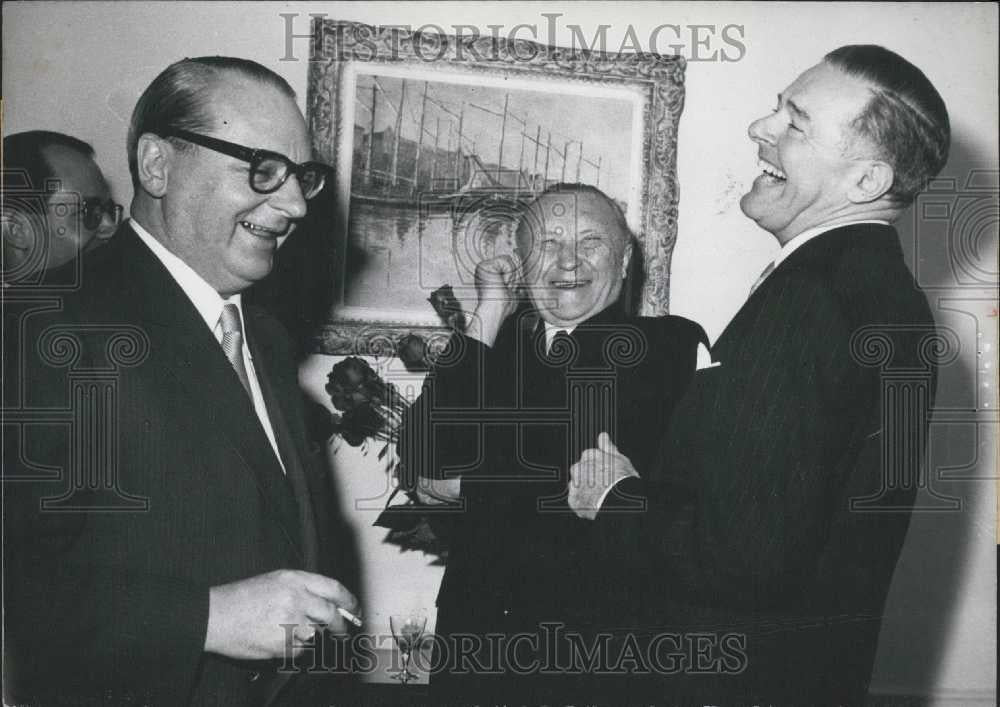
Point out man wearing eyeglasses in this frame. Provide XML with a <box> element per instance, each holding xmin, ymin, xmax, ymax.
<box><xmin>2</xmin><ymin>130</ymin><xmax>121</xmax><ymax>284</ymax></box>
<box><xmin>5</xmin><ymin>58</ymin><xmax>358</xmax><ymax>706</ymax></box>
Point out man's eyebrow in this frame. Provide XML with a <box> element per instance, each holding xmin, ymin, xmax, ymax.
<box><xmin>786</xmin><ymin>98</ymin><xmax>810</xmax><ymax>122</ymax></box>
<box><xmin>777</xmin><ymin>93</ymin><xmax>810</xmax><ymax>121</ymax></box>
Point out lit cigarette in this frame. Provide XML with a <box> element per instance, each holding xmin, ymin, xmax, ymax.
<box><xmin>337</xmin><ymin>606</ymin><xmax>363</xmax><ymax>627</ymax></box>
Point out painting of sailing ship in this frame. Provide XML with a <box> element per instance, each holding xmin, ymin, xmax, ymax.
<box><xmin>341</xmin><ymin>70</ymin><xmax>639</xmax><ymax>317</ymax></box>
<box><xmin>307</xmin><ymin>19</ymin><xmax>685</xmax><ymax>353</ymax></box>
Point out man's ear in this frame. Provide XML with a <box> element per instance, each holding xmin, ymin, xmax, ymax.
<box><xmin>847</xmin><ymin>159</ymin><xmax>894</xmax><ymax>204</ymax></box>
<box><xmin>620</xmin><ymin>239</ymin><xmax>634</xmax><ymax>279</ymax></box>
<box><xmin>135</xmin><ymin>134</ymin><xmax>172</xmax><ymax>198</ymax></box>
<box><xmin>2</xmin><ymin>212</ymin><xmax>35</xmax><ymax>251</ymax></box>
<box><xmin>2</xmin><ymin>212</ymin><xmax>39</xmax><ymax>270</ymax></box>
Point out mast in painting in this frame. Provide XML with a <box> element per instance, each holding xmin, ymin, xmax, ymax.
<box><xmin>390</xmin><ymin>79</ymin><xmax>407</xmax><ymax>187</ymax></box>
<box><xmin>365</xmin><ymin>82</ymin><xmax>377</xmax><ymax>187</ymax></box>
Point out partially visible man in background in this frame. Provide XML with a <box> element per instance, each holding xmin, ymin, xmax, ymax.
<box><xmin>2</xmin><ymin>130</ymin><xmax>120</xmax><ymax>283</ymax></box>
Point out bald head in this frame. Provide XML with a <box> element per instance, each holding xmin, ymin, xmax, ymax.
<box><xmin>2</xmin><ymin>131</ymin><xmax>116</xmax><ymax>278</ymax></box>
<box><xmin>515</xmin><ymin>184</ymin><xmax>633</xmax><ymax>327</ymax></box>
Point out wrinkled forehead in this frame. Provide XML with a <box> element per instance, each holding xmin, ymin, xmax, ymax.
<box><xmin>516</xmin><ymin>192</ymin><xmax>627</xmax><ymax>248</ymax></box>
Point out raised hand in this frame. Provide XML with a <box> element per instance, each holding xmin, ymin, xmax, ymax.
<box><xmin>204</xmin><ymin>570</ymin><xmax>360</xmax><ymax>659</ymax></box>
<box><xmin>414</xmin><ymin>475</ymin><xmax>461</xmax><ymax>504</ymax></box>
<box><xmin>467</xmin><ymin>254</ymin><xmax>522</xmax><ymax>347</ymax></box>
<box><xmin>568</xmin><ymin>432</ymin><xmax>638</xmax><ymax>520</ymax></box>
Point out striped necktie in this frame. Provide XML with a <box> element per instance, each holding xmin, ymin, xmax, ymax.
<box><xmin>219</xmin><ymin>303</ymin><xmax>252</xmax><ymax>396</ymax></box>
<box><xmin>749</xmin><ymin>261</ymin><xmax>776</xmax><ymax>296</ymax></box>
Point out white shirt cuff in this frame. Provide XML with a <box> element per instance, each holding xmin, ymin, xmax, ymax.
<box><xmin>594</xmin><ymin>474</ymin><xmax>637</xmax><ymax>513</ymax></box>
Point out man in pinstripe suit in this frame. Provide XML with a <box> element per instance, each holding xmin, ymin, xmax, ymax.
<box><xmin>569</xmin><ymin>45</ymin><xmax>950</xmax><ymax>703</ymax></box>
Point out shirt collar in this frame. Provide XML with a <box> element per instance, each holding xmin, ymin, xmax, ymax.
<box><xmin>774</xmin><ymin>219</ymin><xmax>891</xmax><ymax>269</ymax></box>
<box><xmin>543</xmin><ymin>321</ymin><xmax>576</xmax><ymax>350</ymax></box>
<box><xmin>129</xmin><ymin>218</ymin><xmax>242</xmax><ymax>334</ymax></box>
<box><xmin>539</xmin><ymin>301</ymin><xmax>625</xmax><ymax>349</ymax></box>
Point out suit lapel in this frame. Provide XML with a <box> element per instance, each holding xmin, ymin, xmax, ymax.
<box><xmin>118</xmin><ymin>227</ymin><xmax>305</xmax><ymax>561</ymax></box>
<box><xmin>244</xmin><ymin>308</ymin><xmax>320</xmax><ymax>572</ymax></box>
<box><xmin>719</xmin><ymin>223</ymin><xmax>900</xmax><ymax>352</ymax></box>
<box><xmin>242</xmin><ymin>310</ymin><xmax>322</xmax><ymax>707</ymax></box>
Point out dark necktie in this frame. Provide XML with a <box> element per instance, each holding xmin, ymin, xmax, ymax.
<box><xmin>546</xmin><ymin>329</ymin><xmax>574</xmax><ymax>365</ymax></box>
<box><xmin>219</xmin><ymin>303</ymin><xmax>252</xmax><ymax>396</ymax></box>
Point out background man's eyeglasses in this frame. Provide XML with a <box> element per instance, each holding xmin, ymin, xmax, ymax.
<box><xmin>48</xmin><ymin>197</ymin><xmax>123</xmax><ymax>231</ymax></box>
<box><xmin>80</xmin><ymin>198</ymin><xmax>123</xmax><ymax>230</ymax></box>
<box><xmin>164</xmin><ymin>129</ymin><xmax>330</xmax><ymax>200</ymax></box>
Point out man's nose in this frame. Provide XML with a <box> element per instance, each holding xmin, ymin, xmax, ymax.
<box><xmin>95</xmin><ymin>216</ymin><xmax>117</xmax><ymax>240</ymax></box>
<box><xmin>92</xmin><ymin>210</ymin><xmax>118</xmax><ymax>240</ymax></box>
<box><xmin>557</xmin><ymin>240</ymin><xmax>580</xmax><ymax>269</ymax></box>
<box><xmin>747</xmin><ymin>113</ymin><xmax>778</xmax><ymax>146</ymax></box>
<box><xmin>269</xmin><ymin>174</ymin><xmax>308</xmax><ymax>219</ymax></box>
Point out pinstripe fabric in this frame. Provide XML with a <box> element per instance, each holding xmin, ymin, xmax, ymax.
<box><xmin>611</xmin><ymin>223</ymin><xmax>937</xmax><ymax>702</ymax></box>
<box><xmin>4</xmin><ymin>226</ymin><xmax>353</xmax><ymax>706</ymax></box>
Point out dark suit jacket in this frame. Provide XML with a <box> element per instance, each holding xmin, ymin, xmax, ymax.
<box><xmin>398</xmin><ymin>303</ymin><xmax>704</xmax><ymax>700</ymax></box>
<box><xmin>3</xmin><ymin>225</ymin><xmax>354</xmax><ymax>706</ymax></box>
<box><xmin>610</xmin><ymin>223</ymin><xmax>937</xmax><ymax>703</ymax></box>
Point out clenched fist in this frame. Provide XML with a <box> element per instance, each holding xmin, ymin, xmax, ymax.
<box><xmin>467</xmin><ymin>254</ymin><xmax>522</xmax><ymax>347</ymax></box>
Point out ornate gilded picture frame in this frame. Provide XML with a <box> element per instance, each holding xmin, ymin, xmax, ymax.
<box><xmin>307</xmin><ymin>19</ymin><xmax>685</xmax><ymax>355</ymax></box>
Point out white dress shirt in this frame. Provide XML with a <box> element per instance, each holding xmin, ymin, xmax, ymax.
<box><xmin>543</xmin><ymin>321</ymin><xmax>576</xmax><ymax>354</ymax></box>
<box><xmin>130</xmin><ymin>219</ymin><xmax>286</xmax><ymax>473</ymax></box>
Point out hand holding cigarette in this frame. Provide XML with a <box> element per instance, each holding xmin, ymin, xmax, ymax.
<box><xmin>204</xmin><ymin>569</ymin><xmax>362</xmax><ymax>659</ymax></box>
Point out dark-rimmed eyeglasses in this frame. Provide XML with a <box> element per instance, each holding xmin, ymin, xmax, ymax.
<box><xmin>49</xmin><ymin>197</ymin><xmax>123</xmax><ymax>230</ymax></box>
<box><xmin>164</xmin><ymin>128</ymin><xmax>329</xmax><ymax>200</ymax></box>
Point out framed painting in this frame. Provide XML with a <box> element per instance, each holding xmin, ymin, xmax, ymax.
<box><xmin>307</xmin><ymin>19</ymin><xmax>685</xmax><ymax>355</ymax></box>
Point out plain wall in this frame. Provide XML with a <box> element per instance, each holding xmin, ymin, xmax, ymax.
<box><xmin>4</xmin><ymin>2</ymin><xmax>996</xmax><ymax>701</ymax></box>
